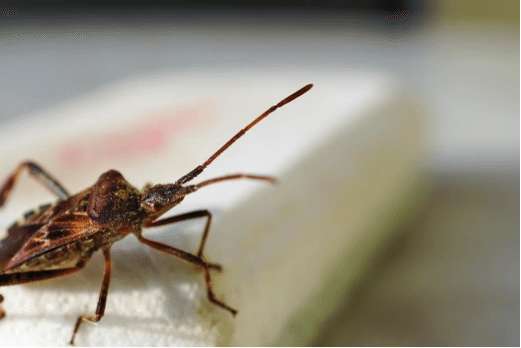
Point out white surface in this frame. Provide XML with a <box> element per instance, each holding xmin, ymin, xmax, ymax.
<box><xmin>0</xmin><ymin>69</ymin><xmax>425</xmax><ymax>346</ymax></box>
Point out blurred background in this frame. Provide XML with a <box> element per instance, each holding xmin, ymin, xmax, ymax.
<box><xmin>0</xmin><ymin>0</ymin><xmax>518</xmax><ymax>346</ymax></box>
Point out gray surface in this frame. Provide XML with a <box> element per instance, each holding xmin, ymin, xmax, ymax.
<box><xmin>314</xmin><ymin>171</ymin><xmax>519</xmax><ymax>346</ymax></box>
<box><xmin>0</xmin><ymin>12</ymin><xmax>419</xmax><ymax>126</ymax></box>
<box><xmin>1</xmin><ymin>15</ymin><xmax>518</xmax><ymax>173</ymax></box>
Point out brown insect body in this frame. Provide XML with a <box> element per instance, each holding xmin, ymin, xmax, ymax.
<box><xmin>0</xmin><ymin>84</ymin><xmax>313</xmax><ymax>344</ymax></box>
<box><xmin>2</xmin><ymin>171</ymin><xmax>140</xmax><ymax>274</ymax></box>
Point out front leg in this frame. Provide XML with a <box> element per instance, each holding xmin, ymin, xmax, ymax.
<box><xmin>137</xmin><ymin>234</ymin><xmax>237</xmax><ymax>316</ymax></box>
<box><xmin>145</xmin><ymin>209</ymin><xmax>216</xmax><ymax>261</ymax></box>
<box><xmin>145</xmin><ymin>173</ymin><xmax>276</xmax><ymax>261</ymax></box>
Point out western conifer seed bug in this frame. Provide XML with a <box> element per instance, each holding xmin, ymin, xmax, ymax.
<box><xmin>0</xmin><ymin>84</ymin><xmax>313</xmax><ymax>344</ymax></box>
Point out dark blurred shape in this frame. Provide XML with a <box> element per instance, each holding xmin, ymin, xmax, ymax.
<box><xmin>314</xmin><ymin>171</ymin><xmax>520</xmax><ymax>346</ymax></box>
<box><xmin>0</xmin><ymin>0</ymin><xmax>424</xmax><ymax>23</ymax></box>
<box><xmin>2</xmin><ymin>0</ymin><xmax>411</xmax><ymax>10</ymax></box>
<box><xmin>385</xmin><ymin>6</ymin><xmax>410</xmax><ymax>22</ymax></box>
<box><xmin>0</xmin><ymin>7</ymin><xmax>20</xmax><ymax>18</ymax></box>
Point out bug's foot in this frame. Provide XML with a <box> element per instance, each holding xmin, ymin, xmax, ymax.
<box><xmin>210</xmin><ymin>296</ymin><xmax>237</xmax><ymax>316</ymax></box>
<box><xmin>0</xmin><ymin>294</ymin><xmax>5</xmax><ymax>319</ymax></box>
<box><xmin>207</xmin><ymin>262</ymin><xmax>222</xmax><ymax>271</ymax></box>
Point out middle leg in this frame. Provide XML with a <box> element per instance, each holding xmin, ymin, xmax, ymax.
<box><xmin>69</xmin><ymin>248</ymin><xmax>112</xmax><ymax>345</ymax></box>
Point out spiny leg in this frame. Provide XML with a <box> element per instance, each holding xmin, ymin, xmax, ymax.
<box><xmin>151</xmin><ymin>173</ymin><xmax>276</xmax><ymax>262</ymax></box>
<box><xmin>186</xmin><ymin>174</ymin><xmax>276</xmax><ymax>257</ymax></box>
<box><xmin>145</xmin><ymin>210</ymin><xmax>218</xmax><ymax>265</ymax></box>
<box><xmin>70</xmin><ymin>249</ymin><xmax>112</xmax><ymax>345</ymax></box>
<box><xmin>0</xmin><ymin>265</ymin><xmax>84</xmax><ymax>321</ymax></box>
<box><xmin>186</xmin><ymin>174</ymin><xmax>276</xmax><ymax>260</ymax></box>
<box><xmin>0</xmin><ymin>161</ymin><xmax>70</xmax><ymax>207</ymax></box>
<box><xmin>137</xmin><ymin>234</ymin><xmax>237</xmax><ymax>316</ymax></box>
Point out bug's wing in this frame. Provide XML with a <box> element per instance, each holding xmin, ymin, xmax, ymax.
<box><xmin>4</xmin><ymin>214</ymin><xmax>96</xmax><ymax>272</ymax></box>
<box><xmin>0</xmin><ymin>223</ymin><xmax>44</xmax><ymax>271</ymax></box>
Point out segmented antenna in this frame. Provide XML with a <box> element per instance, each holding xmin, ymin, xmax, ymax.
<box><xmin>176</xmin><ymin>84</ymin><xmax>313</xmax><ymax>185</ymax></box>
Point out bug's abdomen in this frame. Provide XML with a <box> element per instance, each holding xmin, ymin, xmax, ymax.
<box><xmin>7</xmin><ymin>239</ymin><xmax>94</xmax><ymax>273</ymax></box>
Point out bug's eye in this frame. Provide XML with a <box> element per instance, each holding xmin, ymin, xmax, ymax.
<box><xmin>147</xmin><ymin>201</ymin><xmax>164</xmax><ymax>213</ymax></box>
<box><xmin>142</xmin><ymin>183</ymin><xmax>180</xmax><ymax>213</ymax></box>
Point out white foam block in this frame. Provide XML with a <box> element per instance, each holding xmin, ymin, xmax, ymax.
<box><xmin>0</xmin><ymin>70</ymin><xmax>426</xmax><ymax>346</ymax></box>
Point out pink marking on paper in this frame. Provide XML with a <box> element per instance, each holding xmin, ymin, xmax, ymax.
<box><xmin>62</xmin><ymin>146</ymin><xmax>87</xmax><ymax>164</ymax></box>
<box><xmin>59</xmin><ymin>102</ymin><xmax>213</xmax><ymax>167</ymax></box>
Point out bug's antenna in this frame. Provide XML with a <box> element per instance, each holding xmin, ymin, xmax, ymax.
<box><xmin>176</xmin><ymin>83</ymin><xmax>313</xmax><ymax>185</ymax></box>
<box><xmin>202</xmin><ymin>84</ymin><xmax>313</xmax><ymax>170</ymax></box>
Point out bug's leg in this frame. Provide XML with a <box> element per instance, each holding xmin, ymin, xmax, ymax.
<box><xmin>137</xmin><ymin>234</ymin><xmax>237</xmax><ymax>316</ymax></box>
<box><xmin>145</xmin><ymin>174</ymin><xmax>276</xmax><ymax>267</ymax></box>
<box><xmin>177</xmin><ymin>173</ymin><xmax>276</xmax><ymax>261</ymax></box>
<box><xmin>0</xmin><ymin>265</ymin><xmax>85</xmax><ymax>321</ymax></box>
<box><xmin>145</xmin><ymin>210</ymin><xmax>219</xmax><ymax>267</ymax></box>
<box><xmin>0</xmin><ymin>294</ymin><xmax>4</xmax><ymax>319</ymax></box>
<box><xmin>70</xmin><ymin>249</ymin><xmax>111</xmax><ymax>345</ymax></box>
<box><xmin>0</xmin><ymin>161</ymin><xmax>70</xmax><ymax>207</ymax></box>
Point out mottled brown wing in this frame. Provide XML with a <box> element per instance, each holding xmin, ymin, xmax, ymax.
<box><xmin>4</xmin><ymin>214</ymin><xmax>96</xmax><ymax>272</ymax></box>
<box><xmin>0</xmin><ymin>222</ymin><xmax>44</xmax><ymax>272</ymax></box>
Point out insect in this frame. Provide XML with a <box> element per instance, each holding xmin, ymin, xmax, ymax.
<box><xmin>0</xmin><ymin>84</ymin><xmax>313</xmax><ymax>344</ymax></box>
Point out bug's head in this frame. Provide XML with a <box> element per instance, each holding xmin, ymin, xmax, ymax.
<box><xmin>141</xmin><ymin>183</ymin><xmax>190</xmax><ymax>217</ymax></box>
<box><xmin>88</xmin><ymin>170</ymin><xmax>141</xmax><ymax>225</ymax></box>
<box><xmin>141</xmin><ymin>183</ymin><xmax>194</xmax><ymax>218</ymax></box>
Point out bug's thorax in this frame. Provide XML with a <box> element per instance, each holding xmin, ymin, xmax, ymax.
<box><xmin>87</xmin><ymin>170</ymin><xmax>144</xmax><ymax>230</ymax></box>
<box><xmin>88</xmin><ymin>170</ymin><xmax>190</xmax><ymax>230</ymax></box>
